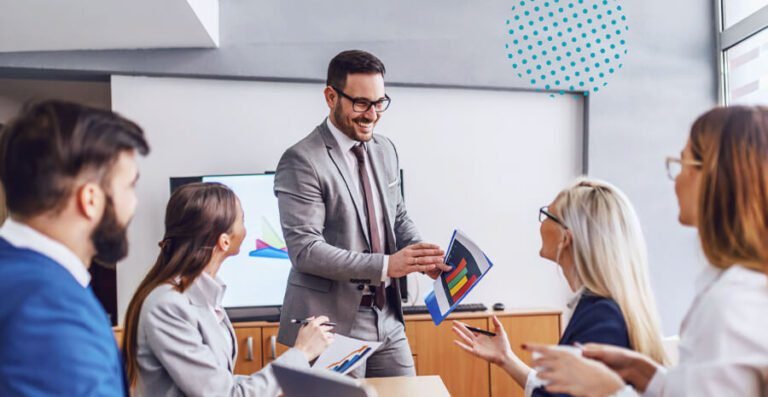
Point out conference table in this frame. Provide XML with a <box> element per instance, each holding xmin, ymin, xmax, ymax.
<box><xmin>364</xmin><ymin>375</ymin><xmax>450</xmax><ymax>396</ymax></box>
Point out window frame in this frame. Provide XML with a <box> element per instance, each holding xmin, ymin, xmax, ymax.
<box><xmin>717</xmin><ymin>1</ymin><xmax>768</xmax><ymax>104</ymax></box>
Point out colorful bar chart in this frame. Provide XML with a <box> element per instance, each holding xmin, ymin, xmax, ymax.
<box><xmin>441</xmin><ymin>241</ymin><xmax>482</xmax><ymax>306</ymax></box>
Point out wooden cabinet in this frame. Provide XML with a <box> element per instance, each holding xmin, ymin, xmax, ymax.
<box><xmin>490</xmin><ymin>314</ymin><xmax>562</xmax><ymax>397</ymax></box>
<box><xmin>405</xmin><ymin>320</ymin><xmax>418</xmax><ymax>373</ymax></box>
<box><xmin>232</xmin><ymin>325</ymin><xmax>263</xmax><ymax>375</ymax></box>
<box><xmin>261</xmin><ymin>325</ymin><xmax>290</xmax><ymax>366</ymax></box>
<box><xmin>413</xmin><ymin>317</ymin><xmax>491</xmax><ymax>397</ymax></box>
<box><xmin>112</xmin><ymin>309</ymin><xmax>561</xmax><ymax>396</ymax></box>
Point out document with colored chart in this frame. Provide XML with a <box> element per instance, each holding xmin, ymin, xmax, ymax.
<box><xmin>425</xmin><ymin>230</ymin><xmax>494</xmax><ymax>325</ymax></box>
<box><xmin>312</xmin><ymin>335</ymin><xmax>382</xmax><ymax>375</ymax></box>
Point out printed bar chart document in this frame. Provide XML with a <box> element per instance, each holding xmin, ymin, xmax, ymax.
<box><xmin>425</xmin><ymin>230</ymin><xmax>494</xmax><ymax>325</ymax></box>
<box><xmin>312</xmin><ymin>335</ymin><xmax>382</xmax><ymax>375</ymax></box>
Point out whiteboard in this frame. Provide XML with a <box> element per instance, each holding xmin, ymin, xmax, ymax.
<box><xmin>111</xmin><ymin>75</ymin><xmax>583</xmax><ymax>324</ymax></box>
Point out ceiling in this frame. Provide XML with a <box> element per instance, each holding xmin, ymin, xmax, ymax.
<box><xmin>0</xmin><ymin>0</ymin><xmax>219</xmax><ymax>52</ymax></box>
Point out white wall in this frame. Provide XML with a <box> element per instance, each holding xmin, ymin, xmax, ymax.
<box><xmin>111</xmin><ymin>75</ymin><xmax>584</xmax><ymax>324</ymax></box>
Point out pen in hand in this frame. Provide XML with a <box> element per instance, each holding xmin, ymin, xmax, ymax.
<box><xmin>291</xmin><ymin>318</ymin><xmax>337</xmax><ymax>327</ymax></box>
<box><xmin>465</xmin><ymin>325</ymin><xmax>497</xmax><ymax>337</ymax></box>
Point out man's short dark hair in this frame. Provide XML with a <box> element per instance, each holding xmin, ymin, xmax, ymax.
<box><xmin>326</xmin><ymin>50</ymin><xmax>386</xmax><ymax>89</ymax></box>
<box><xmin>0</xmin><ymin>100</ymin><xmax>150</xmax><ymax>218</ymax></box>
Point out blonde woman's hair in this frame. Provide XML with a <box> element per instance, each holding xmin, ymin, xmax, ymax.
<box><xmin>554</xmin><ymin>178</ymin><xmax>667</xmax><ymax>364</ymax></box>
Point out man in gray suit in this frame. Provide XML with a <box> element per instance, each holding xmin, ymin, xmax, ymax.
<box><xmin>275</xmin><ymin>50</ymin><xmax>450</xmax><ymax>378</ymax></box>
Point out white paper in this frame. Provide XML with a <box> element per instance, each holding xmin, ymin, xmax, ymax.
<box><xmin>311</xmin><ymin>335</ymin><xmax>382</xmax><ymax>375</ymax></box>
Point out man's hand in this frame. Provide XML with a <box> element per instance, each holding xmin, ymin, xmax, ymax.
<box><xmin>426</xmin><ymin>261</ymin><xmax>453</xmax><ymax>279</ymax></box>
<box><xmin>388</xmin><ymin>243</ymin><xmax>445</xmax><ymax>278</ymax></box>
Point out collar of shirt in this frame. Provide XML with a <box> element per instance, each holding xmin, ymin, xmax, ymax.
<box><xmin>693</xmin><ymin>263</ymin><xmax>724</xmax><ymax>295</ymax></box>
<box><xmin>0</xmin><ymin>218</ymin><xmax>91</xmax><ymax>287</ymax></box>
<box><xmin>326</xmin><ymin>117</ymin><xmax>365</xmax><ymax>154</ymax></box>
<box><xmin>566</xmin><ymin>286</ymin><xmax>587</xmax><ymax>310</ymax></box>
<box><xmin>187</xmin><ymin>271</ymin><xmax>228</xmax><ymax>321</ymax></box>
<box><xmin>679</xmin><ymin>263</ymin><xmax>748</xmax><ymax>335</ymax></box>
<box><xmin>688</xmin><ymin>263</ymin><xmax>766</xmax><ymax>309</ymax></box>
<box><xmin>559</xmin><ymin>286</ymin><xmax>587</xmax><ymax>333</ymax></box>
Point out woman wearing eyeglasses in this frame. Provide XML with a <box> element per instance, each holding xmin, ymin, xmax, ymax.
<box><xmin>452</xmin><ymin>178</ymin><xmax>667</xmax><ymax>397</ymax></box>
<box><xmin>526</xmin><ymin>106</ymin><xmax>768</xmax><ymax>397</ymax></box>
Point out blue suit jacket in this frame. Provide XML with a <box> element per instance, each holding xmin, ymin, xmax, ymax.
<box><xmin>532</xmin><ymin>293</ymin><xmax>630</xmax><ymax>397</ymax></box>
<box><xmin>0</xmin><ymin>238</ymin><xmax>126</xmax><ymax>396</ymax></box>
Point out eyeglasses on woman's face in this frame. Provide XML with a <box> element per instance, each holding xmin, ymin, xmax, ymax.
<box><xmin>539</xmin><ymin>206</ymin><xmax>568</xmax><ymax>229</ymax></box>
<box><xmin>665</xmin><ymin>156</ymin><xmax>703</xmax><ymax>181</ymax></box>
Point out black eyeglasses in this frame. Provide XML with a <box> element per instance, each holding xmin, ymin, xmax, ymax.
<box><xmin>539</xmin><ymin>206</ymin><xmax>568</xmax><ymax>229</ymax></box>
<box><xmin>331</xmin><ymin>86</ymin><xmax>391</xmax><ymax>113</ymax></box>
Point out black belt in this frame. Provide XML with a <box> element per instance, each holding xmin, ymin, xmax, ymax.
<box><xmin>360</xmin><ymin>285</ymin><xmax>395</xmax><ymax>307</ymax></box>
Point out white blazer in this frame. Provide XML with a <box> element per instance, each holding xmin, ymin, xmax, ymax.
<box><xmin>615</xmin><ymin>264</ymin><xmax>768</xmax><ymax>397</ymax></box>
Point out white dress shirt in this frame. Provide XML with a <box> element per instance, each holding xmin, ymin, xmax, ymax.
<box><xmin>186</xmin><ymin>272</ymin><xmax>235</xmax><ymax>362</ymax></box>
<box><xmin>0</xmin><ymin>218</ymin><xmax>91</xmax><ymax>287</ymax></box>
<box><xmin>614</xmin><ymin>264</ymin><xmax>768</xmax><ymax>397</ymax></box>
<box><xmin>326</xmin><ymin>118</ymin><xmax>390</xmax><ymax>287</ymax></box>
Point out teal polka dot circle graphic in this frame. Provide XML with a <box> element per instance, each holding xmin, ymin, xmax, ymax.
<box><xmin>505</xmin><ymin>0</ymin><xmax>628</xmax><ymax>95</ymax></box>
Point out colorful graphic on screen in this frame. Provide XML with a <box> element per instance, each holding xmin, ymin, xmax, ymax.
<box><xmin>441</xmin><ymin>240</ymin><xmax>481</xmax><ymax>306</ymax></box>
<box><xmin>201</xmin><ymin>174</ymin><xmax>291</xmax><ymax>308</ymax></box>
<box><xmin>248</xmin><ymin>216</ymin><xmax>289</xmax><ymax>259</ymax></box>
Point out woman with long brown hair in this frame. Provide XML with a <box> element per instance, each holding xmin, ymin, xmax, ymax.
<box><xmin>123</xmin><ymin>182</ymin><xmax>334</xmax><ymax>396</ymax></box>
<box><xmin>526</xmin><ymin>106</ymin><xmax>768</xmax><ymax>396</ymax></box>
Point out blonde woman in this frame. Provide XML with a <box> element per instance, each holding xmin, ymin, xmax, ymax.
<box><xmin>526</xmin><ymin>106</ymin><xmax>768</xmax><ymax>397</ymax></box>
<box><xmin>452</xmin><ymin>179</ymin><xmax>666</xmax><ymax>397</ymax></box>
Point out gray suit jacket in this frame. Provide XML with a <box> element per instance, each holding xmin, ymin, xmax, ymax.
<box><xmin>275</xmin><ymin>120</ymin><xmax>421</xmax><ymax>346</ymax></box>
<box><xmin>135</xmin><ymin>283</ymin><xmax>309</xmax><ymax>397</ymax></box>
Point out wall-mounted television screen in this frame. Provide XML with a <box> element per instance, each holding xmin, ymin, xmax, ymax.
<box><xmin>170</xmin><ymin>172</ymin><xmax>407</xmax><ymax>321</ymax></box>
<box><xmin>171</xmin><ymin>173</ymin><xmax>289</xmax><ymax>311</ymax></box>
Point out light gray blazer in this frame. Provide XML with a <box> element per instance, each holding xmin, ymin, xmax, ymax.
<box><xmin>275</xmin><ymin>120</ymin><xmax>421</xmax><ymax>346</ymax></box>
<box><xmin>135</xmin><ymin>283</ymin><xmax>308</xmax><ymax>397</ymax></box>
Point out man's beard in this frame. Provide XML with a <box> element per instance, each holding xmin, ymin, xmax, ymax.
<box><xmin>333</xmin><ymin>100</ymin><xmax>375</xmax><ymax>141</ymax></box>
<box><xmin>91</xmin><ymin>195</ymin><xmax>130</xmax><ymax>269</ymax></box>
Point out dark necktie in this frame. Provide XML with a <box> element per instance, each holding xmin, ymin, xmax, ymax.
<box><xmin>351</xmin><ymin>143</ymin><xmax>386</xmax><ymax>310</ymax></box>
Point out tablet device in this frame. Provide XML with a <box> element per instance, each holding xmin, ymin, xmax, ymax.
<box><xmin>272</xmin><ymin>363</ymin><xmax>377</xmax><ymax>397</ymax></box>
